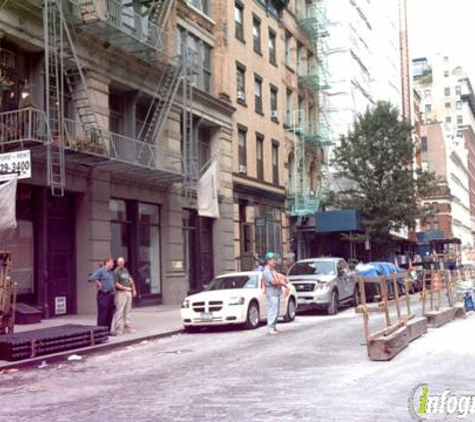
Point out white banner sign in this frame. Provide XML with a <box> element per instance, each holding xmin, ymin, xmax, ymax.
<box><xmin>198</xmin><ymin>161</ymin><xmax>220</xmax><ymax>219</ymax></box>
<box><xmin>0</xmin><ymin>150</ymin><xmax>31</xmax><ymax>181</ymax></box>
<box><xmin>0</xmin><ymin>176</ymin><xmax>17</xmax><ymax>239</ymax></box>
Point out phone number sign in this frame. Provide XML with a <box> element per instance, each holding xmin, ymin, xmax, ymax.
<box><xmin>0</xmin><ymin>150</ymin><xmax>31</xmax><ymax>181</ymax></box>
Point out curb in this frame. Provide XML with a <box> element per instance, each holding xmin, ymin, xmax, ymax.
<box><xmin>0</xmin><ymin>328</ymin><xmax>183</xmax><ymax>373</ymax></box>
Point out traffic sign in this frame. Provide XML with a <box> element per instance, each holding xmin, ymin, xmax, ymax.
<box><xmin>0</xmin><ymin>150</ymin><xmax>31</xmax><ymax>181</ymax></box>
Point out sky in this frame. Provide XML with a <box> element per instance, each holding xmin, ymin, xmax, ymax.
<box><xmin>407</xmin><ymin>0</ymin><xmax>475</xmax><ymax>79</ymax></box>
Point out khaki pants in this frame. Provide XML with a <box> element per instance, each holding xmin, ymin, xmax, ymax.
<box><xmin>112</xmin><ymin>291</ymin><xmax>133</xmax><ymax>334</ymax></box>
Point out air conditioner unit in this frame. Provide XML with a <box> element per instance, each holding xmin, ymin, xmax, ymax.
<box><xmin>237</xmin><ymin>90</ymin><xmax>246</xmax><ymax>101</ymax></box>
<box><xmin>238</xmin><ymin>164</ymin><xmax>247</xmax><ymax>174</ymax></box>
<box><xmin>271</xmin><ymin>110</ymin><xmax>279</xmax><ymax>119</ymax></box>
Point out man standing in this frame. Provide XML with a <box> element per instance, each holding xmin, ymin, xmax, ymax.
<box><xmin>262</xmin><ymin>252</ymin><xmax>288</xmax><ymax>335</ymax></box>
<box><xmin>89</xmin><ymin>258</ymin><xmax>115</xmax><ymax>332</ymax></box>
<box><xmin>112</xmin><ymin>257</ymin><xmax>137</xmax><ymax>335</ymax></box>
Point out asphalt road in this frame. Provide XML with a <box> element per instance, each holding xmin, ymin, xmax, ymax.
<box><xmin>1</xmin><ymin>301</ymin><xmax>475</xmax><ymax>422</ymax></box>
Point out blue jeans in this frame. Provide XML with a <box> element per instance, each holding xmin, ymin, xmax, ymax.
<box><xmin>267</xmin><ymin>295</ymin><xmax>280</xmax><ymax>332</ymax></box>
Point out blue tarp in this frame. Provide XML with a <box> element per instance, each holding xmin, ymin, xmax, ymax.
<box><xmin>355</xmin><ymin>262</ymin><xmax>401</xmax><ymax>277</ymax></box>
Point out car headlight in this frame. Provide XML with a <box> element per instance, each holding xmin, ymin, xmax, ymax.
<box><xmin>181</xmin><ymin>299</ymin><xmax>190</xmax><ymax>309</ymax></box>
<box><xmin>228</xmin><ymin>296</ymin><xmax>245</xmax><ymax>306</ymax></box>
<box><xmin>315</xmin><ymin>282</ymin><xmax>329</xmax><ymax>290</ymax></box>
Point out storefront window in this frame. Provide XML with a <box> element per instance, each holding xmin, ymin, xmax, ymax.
<box><xmin>110</xmin><ymin>199</ymin><xmax>129</xmax><ymax>262</ymax></box>
<box><xmin>4</xmin><ymin>220</ymin><xmax>34</xmax><ymax>295</ymax></box>
<box><xmin>255</xmin><ymin>205</ymin><xmax>282</xmax><ymax>260</ymax></box>
<box><xmin>138</xmin><ymin>203</ymin><xmax>161</xmax><ymax>295</ymax></box>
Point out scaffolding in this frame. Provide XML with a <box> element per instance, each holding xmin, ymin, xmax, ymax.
<box><xmin>288</xmin><ymin>0</ymin><xmax>332</xmax><ymax>217</ymax></box>
<box><xmin>1</xmin><ymin>0</ymin><xmax>197</xmax><ymax>195</ymax></box>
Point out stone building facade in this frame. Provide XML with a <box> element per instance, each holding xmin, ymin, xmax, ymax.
<box><xmin>0</xmin><ymin>0</ymin><xmax>234</xmax><ymax>316</ymax></box>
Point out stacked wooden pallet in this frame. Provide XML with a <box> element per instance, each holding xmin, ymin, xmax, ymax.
<box><xmin>0</xmin><ymin>324</ymin><xmax>109</xmax><ymax>361</ymax></box>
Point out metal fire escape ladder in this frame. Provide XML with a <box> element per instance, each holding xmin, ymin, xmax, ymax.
<box><xmin>44</xmin><ymin>0</ymin><xmax>66</xmax><ymax>197</ymax></box>
<box><xmin>150</xmin><ymin>0</ymin><xmax>175</xmax><ymax>30</ymax></box>
<box><xmin>55</xmin><ymin>1</ymin><xmax>107</xmax><ymax>152</ymax></box>
<box><xmin>288</xmin><ymin>0</ymin><xmax>332</xmax><ymax>216</ymax></box>
<box><xmin>139</xmin><ymin>63</ymin><xmax>183</xmax><ymax>147</ymax></box>
<box><xmin>182</xmin><ymin>46</ymin><xmax>199</xmax><ymax>185</ymax></box>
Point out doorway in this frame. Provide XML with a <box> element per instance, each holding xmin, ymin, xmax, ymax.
<box><xmin>184</xmin><ymin>209</ymin><xmax>214</xmax><ymax>293</ymax></box>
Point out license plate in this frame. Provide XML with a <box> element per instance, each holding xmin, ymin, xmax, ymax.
<box><xmin>200</xmin><ymin>312</ymin><xmax>213</xmax><ymax>321</ymax></box>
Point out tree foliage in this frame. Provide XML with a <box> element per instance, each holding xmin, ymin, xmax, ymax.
<box><xmin>326</xmin><ymin>102</ymin><xmax>437</xmax><ymax>254</ymax></box>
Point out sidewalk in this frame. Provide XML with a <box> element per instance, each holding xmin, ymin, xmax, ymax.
<box><xmin>0</xmin><ymin>306</ymin><xmax>183</xmax><ymax>371</ymax></box>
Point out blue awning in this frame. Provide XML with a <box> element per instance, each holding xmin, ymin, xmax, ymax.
<box><xmin>315</xmin><ymin>210</ymin><xmax>363</xmax><ymax>233</ymax></box>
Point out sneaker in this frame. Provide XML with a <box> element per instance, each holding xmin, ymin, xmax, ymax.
<box><xmin>124</xmin><ymin>327</ymin><xmax>137</xmax><ymax>334</ymax></box>
<box><xmin>267</xmin><ymin>330</ymin><xmax>278</xmax><ymax>335</ymax></box>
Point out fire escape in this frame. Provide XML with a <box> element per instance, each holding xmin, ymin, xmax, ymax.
<box><xmin>288</xmin><ymin>0</ymin><xmax>332</xmax><ymax>217</ymax></box>
<box><xmin>0</xmin><ymin>0</ymin><xmax>197</xmax><ymax>195</ymax></box>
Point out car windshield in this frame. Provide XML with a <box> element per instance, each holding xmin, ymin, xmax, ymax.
<box><xmin>207</xmin><ymin>275</ymin><xmax>259</xmax><ymax>290</ymax></box>
<box><xmin>288</xmin><ymin>261</ymin><xmax>336</xmax><ymax>276</ymax></box>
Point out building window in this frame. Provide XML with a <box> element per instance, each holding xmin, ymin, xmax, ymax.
<box><xmin>285</xmin><ymin>32</ymin><xmax>291</xmax><ymax>66</ymax></box>
<box><xmin>178</xmin><ymin>28</ymin><xmax>213</xmax><ymax>93</ymax></box>
<box><xmin>268</xmin><ymin>29</ymin><xmax>277</xmax><ymax>65</ymax></box>
<box><xmin>444</xmin><ymin>70</ymin><xmax>449</xmax><ymax>77</ymax></box>
<box><xmin>255</xmin><ymin>205</ymin><xmax>282</xmax><ymax>260</ymax></box>
<box><xmin>445</xmin><ymin>102</ymin><xmax>451</xmax><ymax>109</ymax></box>
<box><xmin>110</xmin><ymin>200</ymin><xmax>162</xmax><ymax>296</ymax></box>
<box><xmin>272</xmin><ymin>141</ymin><xmax>279</xmax><ymax>185</ymax></box>
<box><xmin>254</xmin><ymin>75</ymin><xmax>263</xmax><ymax>114</ymax></box>
<box><xmin>445</xmin><ymin>116</ymin><xmax>452</xmax><ymax>123</ymax></box>
<box><xmin>238</xmin><ymin>126</ymin><xmax>247</xmax><ymax>172</ymax></box>
<box><xmin>424</xmin><ymin>89</ymin><xmax>431</xmax><ymax>98</ymax></box>
<box><xmin>444</xmin><ymin>87</ymin><xmax>451</xmax><ymax>96</ymax></box>
<box><xmin>187</xmin><ymin>0</ymin><xmax>210</xmax><ymax>15</ymax></box>
<box><xmin>270</xmin><ymin>85</ymin><xmax>278</xmax><ymax>121</ymax></box>
<box><xmin>138</xmin><ymin>203</ymin><xmax>161</xmax><ymax>295</ymax></box>
<box><xmin>286</xmin><ymin>89</ymin><xmax>293</xmax><ymax>126</ymax></box>
<box><xmin>256</xmin><ymin>134</ymin><xmax>264</xmax><ymax>180</ymax></box>
<box><xmin>296</xmin><ymin>43</ymin><xmax>304</xmax><ymax>75</ymax></box>
<box><xmin>456</xmin><ymin>85</ymin><xmax>462</xmax><ymax>95</ymax></box>
<box><xmin>457</xmin><ymin>130</ymin><xmax>464</xmax><ymax>138</ymax></box>
<box><xmin>456</xmin><ymin>100</ymin><xmax>463</xmax><ymax>110</ymax></box>
<box><xmin>235</xmin><ymin>2</ymin><xmax>244</xmax><ymax>41</ymax></box>
<box><xmin>457</xmin><ymin>115</ymin><xmax>463</xmax><ymax>124</ymax></box>
<box><xmin>236</xmin><ymin>62</ymin><xmax>246</xmax><ymax>103</ymax></box>
<box><xmin>421</xmin><ymin>136</ymin><xmax>428</xmax><ymax>152</ymax></box>
<box><xmin>425</xmin><ymin>104</ymin><xmax>432</xmax><ymax>113</ymax></box>
<box><xmin>253</xmin><ymin>16</ymin><xmax>261</xmax><ymax>54</ymax></box>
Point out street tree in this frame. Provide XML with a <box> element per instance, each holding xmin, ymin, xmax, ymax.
<box><xmin>326</xmin><ymin>101</ymin><xmax>436</xmax><ymax>258</ymax></box>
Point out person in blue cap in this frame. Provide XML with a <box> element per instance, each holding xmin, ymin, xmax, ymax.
<box><xmin>262</xmin><ymin>251</ymin><xmax>288</xmax><ymax>335</ymax></box>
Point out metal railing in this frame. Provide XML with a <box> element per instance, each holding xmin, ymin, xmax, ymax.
<box><xmin>0</xmin><ymin>109</ymin><xmax>182</xmax><ymax>175</ymax></box>
<box><xmin>64</xmin><ymin>0</ymin><xmax>173</xmax><ymax>59</ymax></box>
<box><xmin>0</xmin><ymin>108</ymin><xmax>51</xmax><ymax>146</ymax></box>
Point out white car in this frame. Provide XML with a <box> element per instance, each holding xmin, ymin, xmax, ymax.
<box><xmin>181</xmin><ymin>271</ymin><xmax>297</xmax><ymax>331</ymax></box>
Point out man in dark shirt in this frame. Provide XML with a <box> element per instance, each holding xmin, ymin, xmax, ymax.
<box><xmin>89</xmin><ymin>257</ymin><xmax>115</xmax><ymax>332</ymax></box>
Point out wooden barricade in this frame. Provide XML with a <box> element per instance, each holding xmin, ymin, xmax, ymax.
<box><xmin>356</xmin><ymin>272</ymin><xmax>427</xmax><ymax>361</ymax></box>
<box><xmin>421</xmin><ymin>269</ymin><xmax>465</xmax><ymax>328</ymax></box>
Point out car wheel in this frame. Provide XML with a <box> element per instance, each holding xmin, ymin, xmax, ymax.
<box><xmin>350</xmin><ymin>287</ymin><xmax>360</xmax><ymax>307</ymax></box>
<box><xmin>327</xmin><ymin>291</ymin><xmax>338</xmax><ymax>315</ymax></box>
<box><xmin>283</xmin><ymin>297</ymin><xmax>296</xmax><ymax>322</ymax></box>
<box><xmin>244</xmin><ymin>301</ymin><xmax>260</xmax><ymax>329</ymax></box>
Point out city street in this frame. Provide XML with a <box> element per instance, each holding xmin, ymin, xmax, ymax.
<box><xmin>1</xmin><ymin>304</ymin><xmax>475</xmax><ymax>422</ymax></box>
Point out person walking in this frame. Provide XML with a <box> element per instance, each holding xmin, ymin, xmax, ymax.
<box><xmin>262</xmin><ymin>252</ymin><xmax>288</xmax><ymax>335</ymax></box>
<box><xmin>88</xmin><ymin>258</ymin><xmax>115</xmax><ymax>332</ymax></box>
<box><xmin>112</xmin><ymin>257</ymin><xmax>137</xmax><ymax>335</ymax></box>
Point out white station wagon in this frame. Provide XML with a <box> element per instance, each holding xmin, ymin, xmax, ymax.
<box><xmin>181</xmin><ymin>271</ymin><xmax>297</xmax><ymax>331</ymax></box>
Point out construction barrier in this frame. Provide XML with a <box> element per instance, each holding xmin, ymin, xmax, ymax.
<box><xmin>357</xmin><ymin>268</ymin><xmax>472</xmax><ymax>361</ymax></box>
<box><xmin>356</xmin><ymin>272</ymin><xmax>427</xmax><ymax>361</ymax></box>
